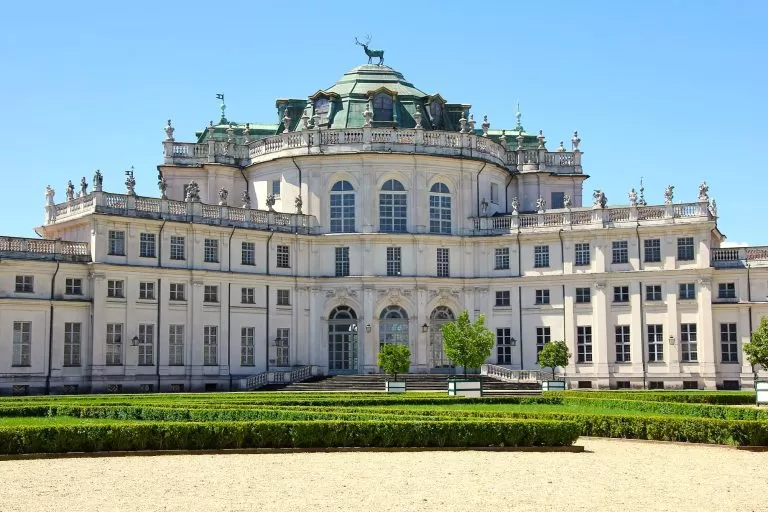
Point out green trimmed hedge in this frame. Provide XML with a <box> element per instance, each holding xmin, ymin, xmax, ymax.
<box><xmin>560</xmin><ymin>397</ymin><xmax>768</xmax><ymax>421</ymax></box>
<box><xmin>550</xmin><ymin>391</ymin><xmax>755</xmax><ymax>405</ymax></box>
<box><xmin>0</xmin><ymin>419</ymin><xmax>580</xmax><ymax>454</ymax></box>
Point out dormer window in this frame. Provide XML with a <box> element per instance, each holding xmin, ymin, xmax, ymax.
<box><xmin>373</xmin><ymin>93</ymin><xmax>393</xmax><ymax>122</ymax></box>
<box><xmin>314</xmin><ymin>97</ymin><xmax>330</xmax><ymax>125</ymax></box>
<box><xmin>429</xmin><ymin>101</ymin><xmax>443</xmax><ymax>128</ymax></box>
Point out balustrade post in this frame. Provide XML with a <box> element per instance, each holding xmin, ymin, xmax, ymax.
<box><xmin>537</xmin><ymin>211</ymin><xmax>544</xmax><ymax>227</ymax></box>
<box><xmin>220</xmin><ymin>205</ymin><xmax>229</xmax><ymax>225</ymax></box>
<box><xmin>163</xmin><ymin>141</ymin><xmax>174</xmax><ymax>165</ymax></box>
<box><xmin>698</xmin><ymin>200</ymin><xmax>709</xmax><ymax>217</ymax></box>
<box><xmin>126</xmin><ymin>194</ymin><xmax>137</xmax><ymax>213</ymax></box>
<box><xmin>159</xmin><ymin>198</ymin><xmax>169</xmax><ymax>217</ymax></box>
<box><xmin>665</xmin><ymin>204</ymin><xmax>674</xmax><ymax>219</ymax></box>
<box><xmin>414</xmin><ymin>128</ymin><xmax>424</xmax><ymax>145</ymax></box>
<box><xmin>510</xmin><ymin>213</ymin><xmax>519</xmax><ymax>231</ymax></box>
<box><xmin>267</xmin><ymin>211</ymin><xmax>276</xmax><ymax>227</ymax></box>
<box><xmin>189</xmin><ymin>201</ymin><xmax>202</xmax><ymax>219</ymax></box>
<box><xmin>591</xmin><ymin>208</ymin><xmax>605</xmax><ymax>226</ymax></box>
<box><xmin>479</xmin><ymin>217</ymin><xmax>489</xmax><ymax>230</ymax></box>
<box><xmin>564</xmin><ymin>210</ymin><xmax>572</xmax><ymax>226</ymax></box>
<box><xmin>362</xmin><ymin>125</ymin><xmax>371</xmax><ymax>146</ymax></box>
<box><xmin>207</xmin><ymin>140</ymin><xmax>216</xmax><ymax>163</ymax></box>
<box><xmin>461</xmin><ymin>133</ymin><xmax>470</xmax><ymax>149</ymax></box>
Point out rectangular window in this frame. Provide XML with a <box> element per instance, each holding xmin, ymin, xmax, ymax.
<box><xmin>534</xmin><ymin>245</ymin><xmax>550</xmax><ymax>268</ymax></box>
<box><xmin>577</xmin><ymin>326</ymin><xmax>593</xmax><ymax>363</ymax></box>
<box><xmin>107</xmin><ymin>280</ymin><xmax>124</xmax><ymax>298</ymax></box>
<box><xmin>203</xmin><ymin>285</ymin><xmax>219</xmax><ymax>303</ymax></box>
<box><xmin>495</xmin><ymin>248</ymin><xmax>510</xmax><ymax>270</ymax></box>
<box><xmin>276</xmin><ymin>245</ymin><xmax>290</xmax><ymax>268</ymax></box>
<box><xmin>12</xmin><ymin>321</ymin><xmax>31</xmax><ymax>366</ymax></box>
<box><xmin>536</xmin><ymin>327</ymin><xmax>551</xmax><ymax>355</ymax></box>
<box><xmin>490</xmin><ymin>183</ymin><xmax>499</xmax><ymax>204</ymax></box>
<box><xmin>535</xmin><ymin>289</ymin><xmax>550</xmax><ymax>305</ymax></box>
<box><xmin>139</xmin><ymin>233</ymin><xmax>156</xmax><ymax>258</ymax></box>
<box><xmin>615</xmin><ymin>325</ymin><xmax>631</xmax><ymax>362</ymax></box>
<box><xmin>612</xmin><ymin>241</ymin><xmax>629</xmax><ymax>264</ymax></box>
<box><xmin>386</xmin><ymin>247</ymin><xmax>402</xmax><ymax>276</ymax></box>
<box><xmin>647</xmin><ymin>324</ymin><xmax>664</xmax><ymax>362</ymax></box>
<box><xmin>105</xmin><ymin>323</ymin><xmax>123</xmax><ymax>366</ymax></box>
<box><xmin>681</xmin><ymin>323</ymin><xmax>698</xmax><ymax>362</ymax></box>
<box><xmin>204</xmin><ymin>239</ymin><xmax>219</xmax><ymax>263</ymax></box>
<box><xmin>495</xmin><ymin>290</ymin><xmax>511</xmax><ymax>307</ymax></box>
<box><xmin>241</xmin><ymin>327</ymin><xmax>255</xmax><ymax>366</ymax></box>
<box><xmin>720</xmin><ymin>323</ymin><xmax>738</xmax><ymax>363</ymax></box>
<box><xmin>241</xmin><ymin>242</ymin><xmax>255</xmax><ymax>266</ymax></box>
<box><xmin>277</xmin><ymin>289</ymin><xmax>290</xmax><ymax>306</ymax></box>
<box><xmin>679</xmin><ymin>283</ymin><xmax>696</xmax><ymax>300</ymax></box>
<box><xmin>644</xmin><ymin>239</ymin><xmax>661</xmax><ymax>263</ymax></box>
<box><xmin>137</xmin><ymin>324</ymin><xmax>154</xmax><ymax>366</ymax></box>
<box><xmin>645</xmin><ymin>285</ymin><xmax>662</xmax><ymax>302</ymax></box>
<box><xmin>241</xmin><ymin>287</ymin><xmax>255</xmax><ymax>304</ymax></box>
<box><xmin>170</xmin><ymin>236</ymin><xmax>185</xmax><ymax>261</ymax></box>
<box><xmin>139</xmin><ymin>281</ymin><xmax>155</xmax><ymax>300</ymax></box>
<box><xmin>496</xmin><ymin>328</ymin><xmax>512</xmax><ymax>365</ymax></box>
<box><xmin>551</xmin><ymin>192</ymin><xmax>565</xmax><ymax>209</ymax></box>
<box><xmin>613</xmin><ymin>286</ymin><xmax>629</xmax><ymax>303</ymax></box>
<box><xmin>276</xmin><ymin>328</ymin><xmax>290</xmax><ymax>366</ymax></box>
<box><xmin>63</xmin><ymin>322</ymin><xmax>82</xmax><ymax>367</ymax></box>
<box><xmin>574</xmin><ymin>243</ymin><xmax>590</xmax><ymax>266</ymax></box>
<box><xmin>271</xmin><ymin>180</ymin><xmax>281</xmax><ymax>198</ymax></box>
<box><xmin>575</xmin><ymin>287</ymin><xmax>591</xmax><ymax>304</ymax></box>
<box><xmin>335</xmin><ymin>247</ymin><xmax>350</xmax><ymax>277</ymax></box>
<box><xmin>168</xmin><ymin>325</ymin><xmax>184</xmax><ymax>366</ymax></box>
<box><xmin>436</xmin><ymin>248</ymin><xmax>449</xmax><ymax>278</ymax></box>
<box><xmin>108</xmin><ymin>230</ymin><xmax>125</xmax><ymax>256</ymax></box>
<box><xmin>65</xmin><ymin>278</ymin><xmax>83</xmax><ymax>296</ymax></box>
<box><xmin>718</xmin><ymin>283</ymin><xmax>736</xmax><ymax>299</ymax></box>
<box><xmin>203</xmin><ymin>326</ymin><xmax>218</xmax><ymax>366</ymax></box>
<box><xmin>677</xmin><ymin>237</ymin><xmax>695</xmax><ymax>261</ymax></box>
<box><xmin>169</xmin><ymin>283</ymin><xmax>185</xmax><ymax>301</ymax></box>
<box><xmin>15</xmin><ymin>275</ymin><xmax>34</xmax><ymax>293</ymax></box>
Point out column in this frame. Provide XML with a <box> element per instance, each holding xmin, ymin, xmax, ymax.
<box><xmin>696</xmin><ymin>278</ymin><xmax>717</xmax><ymax>388</ymax></box>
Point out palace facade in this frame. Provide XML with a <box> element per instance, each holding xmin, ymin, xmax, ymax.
<box><xmin>1</xmin><ymin>61</ymin><xmax>766</xmax><ymax>394</ymax></box>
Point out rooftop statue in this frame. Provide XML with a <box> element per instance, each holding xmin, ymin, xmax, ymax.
<box><xmin>66</xmin><ymin>180</ymin><xmax>75</xmax><ymax>202</ymax></box>
<box><xmin>563</xmin><ymin>194</ymin><xmax>572</xmax><ymax>209</ymax></box>
<box><xmin>241</xmin><ymin>190</ymin><xmax>251</xmax><ymax>209</ymax></box>
<box><xmin>592</xmin><ymin>189</ymin><xmax>607</xmax><ymax>209</ymax></box>
<box><xmin>93</xmin><ymin>169</ymin><xmax>103</xmax><ymax>192</ymax></box>
<box><xmin>698</xmin><ymin>181</ymin><xmax>709</xmax><ymax>202</ymax></box>
<box><xmin>45</xmin><ymin>185</ymin><xmax>55</xmax><ymax>206</ymax></box>
<box><xmin>355</xmin><ymin>35</ymin><xmax>384</xmax><ymax>66</ymax></box>
<box><xmin>628</xmin><ymin>188</ymin><xmax>638</xmax><ymax>207</ymax></box>
<box><xmin>536</xmin><ymin>196</ymin><xmax>546</xmax><ymax>213</ymax></box>
<box><xmin>185</xmin><ymin>181</ymin><xmax>200</xmax><ymax>202</ymax></box>
<box><xmin>218</xmin><ymin>187</ymin><xmax>228</xmax><ymax>206</ymax></box>
<box><xmin>79</xmin><ymin>177</ymin><xmax>88</xmax><ymax>197</ymax></box>
<box><xmin>664</xmin><ymin>185</ymin><xmax>674</xmax><ymax>205</ymax></box>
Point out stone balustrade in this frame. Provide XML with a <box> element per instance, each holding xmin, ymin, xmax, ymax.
<box><xmin>46</xmin><ymin>191</ymin><xmax>316</xmax><ymax>234</ymax></box>
<box><xmin>472</xmin><ymin>202</ymin><xmax>713</xmax><ymax>234</ymax></box>
<box><xmin>711</xmin><ymin>246</ymin><xmax>768</xmax><ymax>268</ymax></box>
<box><xmin>0</xmin><ymin>236</ymin><xmax>91</xmax><ymax>262</ymax></box>
<box><xmin>162</xmin><ymin>127</ymin><xmax>582</xmax><ymax>174</ymax></box>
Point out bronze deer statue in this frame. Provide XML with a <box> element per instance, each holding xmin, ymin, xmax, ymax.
<box><xmin>355</xmin><ymin>36</ymin><xmax>384</xmax><ymax>66</ymax></box>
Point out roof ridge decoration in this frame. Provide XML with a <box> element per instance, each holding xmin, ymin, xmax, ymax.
<box><xmin>354</xmin><ymin>35</ymin><xmax>384</xmax><ymax>66</ymax></box>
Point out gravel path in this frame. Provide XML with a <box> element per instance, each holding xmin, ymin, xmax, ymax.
<box><xmin>0</xmin><ymin>438</ymin><xmax>764</xmax><ymax>512</ymax></box>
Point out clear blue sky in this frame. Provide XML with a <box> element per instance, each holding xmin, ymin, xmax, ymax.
<box><xmin>1</xmin><ymin>1</ymin><xmax>765</xmax><ymax>245</ymax></box>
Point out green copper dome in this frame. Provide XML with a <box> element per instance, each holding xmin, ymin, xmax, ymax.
<box><xmin>324</xmin><ymin>64</ymin><xmax>427</xmax><ymax>98</ymax></box>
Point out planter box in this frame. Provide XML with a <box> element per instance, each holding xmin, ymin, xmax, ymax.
<box><xmin>385</xmin><ymin>381</ymin><xmax>406</xmax><ymax>393</ymax></box>
<box><xmin>757</xmin><ymin>381</ymin><xmax>768</xmax><ymax>405</ymax></box>
<box><xmin>542</xmin><ymin>380</ymin><xmax>567</xmax><ymax>391</ymax></box>
<box><xmin>448</xmin><ymin>379</ymin><xmax>482</xmax><ymax>397</ymax></box>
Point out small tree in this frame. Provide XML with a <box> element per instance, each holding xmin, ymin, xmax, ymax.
<box><xmin>377</xmin><ymin>343</ymin><xmax>411</xmax><ymax>381</ymax></box>
<box><xmin>744</xmin><ymin>316</ymin><xmax>768</xmax><ymax>381</ymax></box>
<box><xmin>441</xmin><ymin>310</ymin><xmax>495</xmax><ymax>377</ymax></box>
<box><xmin>537</xmin><ymin>340</ymin><xmax>571</xmax><ymax>380</ymax></box>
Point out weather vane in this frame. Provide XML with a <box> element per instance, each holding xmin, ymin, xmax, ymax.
<box><xmin>216</xmin><ymin>93</ymin><xmax>226</xmax><ymax>122</ymax></box>
<box><xmin>354</xmin><ymin>35</ymin><xmax>384</xmax><ymax>66</ymax></box>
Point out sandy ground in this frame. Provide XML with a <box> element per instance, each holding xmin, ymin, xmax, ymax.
<box><xmin>0</xmin><ymin>438</ymin><xmax>765</xmax><ymax>512</ymax></box>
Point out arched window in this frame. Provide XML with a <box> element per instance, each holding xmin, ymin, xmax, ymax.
<box><xmin>328</xmin><ymin>306</ymin><xmax>358</xmax><ymax>372</ymax></box>
<box><xmin>429</xmin><ymin>306</ymin><xmax>455</xmax><ymax>368</ymax></box>
<box><xmin>330</xmin><ymin>180</ymin><xmax>355</xmax><ymax>233</ymax></box>
<box><xmin>314</xmin><ymin>97</ymin><xmax>330</xmax><ymax>125</ymax></box>
<box><xmin>429</xmin><ymin>182</ymin><xmax>451</xmax><ymax>234</ymax></box>
<box><xmin>379</xmin><ymin>306</ymin><xmax>408</xmax><ymax>348</ymax></box>
<box><xmin>373</xmin><ymin>93</ymin><xmax>393</xmax><ymax>122</ymax></box>
<box><xmin>379</xmin><ymin>179</ymin><xmax>407</xmax><ymax>233</ymax></box>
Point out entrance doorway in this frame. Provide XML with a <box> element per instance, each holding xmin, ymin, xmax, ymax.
<box><xmin>429</xmin><ymin>306</ymin><xmax>455</xmax><ymax>369</ymax></box>
<box><xmin>328</xmin><ymin>306</ymin><xmax>358</xmax><ymax>373</ymax></box>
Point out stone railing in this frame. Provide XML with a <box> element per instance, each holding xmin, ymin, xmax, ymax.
<box><xmin>472</xmin><ymin>202</ymin><xmax>713</xmax><ymax>234</ymax></box>
<box><xmin>711</xmin><ymin>246</ymin><xmax>768</xmax><ymax>268</ymax></box>
<box><xmin>46</xmin><ymin>191</ymin><xmax>316</xmax><ymax>234</ymax></box>
<box><xmin>163</xmin><ymin>127</ymin><xmax>582</xmax><ymax>174</ymax></box>
<box><xmin>238</xmin><ymin>372</ymin><xmax>268</xmax><ymax>391</ymax></box>
<box><xmin>480</xmin><ymin>364</ymin><xmax>558</xmax><ymax>383</ymax></box>
<box><xmin>0</xmin><ymin>236</ymin><xmax>91</xmax><ymax>262</ymax></box>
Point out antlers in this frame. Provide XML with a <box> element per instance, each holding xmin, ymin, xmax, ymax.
<box><xmin>354</xmin><ymin>35</ymin><xmax>372</xmax><ymax>46</ymax></box>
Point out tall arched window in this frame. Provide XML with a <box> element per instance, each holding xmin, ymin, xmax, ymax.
<box><xmin>373</xmin><ymin>93</ymin><xmax>393</xmax><ymax>122</ymax></box>
<box><xmin>429</xmin><ymin>182</ymin><xmax>452</xmax><ymax>234</ymax></box>
<box><xmin>330</xmin><ymin>180</ymin><xmax>355</xmax><ymax>233</ymax></box>
<box><xmin>379</xmin><ymin>179</ymin><xmax>407</xmax><ymax>232</ymax></box>
<box><xmin>328</xmin><ymin>306</ymin><xmax>358</xmax><ymax>372</ymax></box>
<box><xmin>429</xmin><ymin>306</ymin><xmax>455</xmax><ymax>368</ymax></box>
<box><xmin>379</xmin><ymin>306</ymin><xmax>408</xmax><ymax>348</ymax></box>
<box><xmin>314</xmin><ymin>97</ymin><xmax>330</xmax><ymax>125</ymax></box>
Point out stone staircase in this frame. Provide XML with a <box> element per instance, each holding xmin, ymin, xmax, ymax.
<box><xmin>270</xmin><ymin>374</ymin><xmax>541</xmax><ymax>395</ymax></box>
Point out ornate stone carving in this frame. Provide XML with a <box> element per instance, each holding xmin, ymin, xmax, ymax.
<box><xmin>537</xmin><ymin>130</ymin><xmax>546</xmax><ymax>150</ymax></box>
<box><xmin>592</xmin><ymin>189</ymin><xmax>607</xmax><ymax>209</ymax></box>
<box><xmin>79</xmin><ymin>177</ymin><xmax>88</xmax><ymax>197</ymax></box>
<box><xmin>480</xmin><ymin>198</ymin><xmax>489</xmax><ymax>216</ymax></box>
<box><xmin>93</xmin><ymin>170</ymin><xmax>103</xmax><ymax>192</ymax></box>
<box><xmin>709</xmin><ymin>198</ymin><xmax>717</xmax><ymax>217</ymax></box>
<box><xmin>563</xmin><ymin>194</ymin><xmax>572</xmax><ymax>209</ymax></box>
<box><xmin>157</xmin><ymin>174</ymin><xmax>168</xmax><ymax>199</ymax></box>
<box><xmin>282</xmin><ymin>110</ymin><xmax>291</xmax><ymax>134</ymax></box>
<box><xmin>536</xmin><ymin>196</ymin><xmax>546</xmax><ymax>213</ymax></box>
<box><xmin>243</xmin><ymin>123</ymin><xmax>251</xmax><ymax>144</ymax></box>
<box><xmin>638</xmin><ymin>180</ymin><xmax>647</xmax><ymax>206</ymax></box>
<box><xmin>698</xmin><ymin>181</ymin><xmax>709</xmax><ymax>202</ymax></box>
<box><xmin>468</xmin><ymin>114</ymin><xmax>476</xmax><ymax>133</ymax></box>
<box><xmin>65</xmin><ymin>180</ymin><xmax>75</xmax><ymax>202</ymax></box>
<box><xmin>628</xmin><ymin>188</ymin><xmax>638</xmax><ymax>207</ymax></box>
<box><xmin>354</xmin><ymin>35</ymin><xmax>384</xmax><ymax>66</ymax></box>
<box><xmin>481</xmin><ymin>115</ymin><xmax>490</xmax><ymax>137</ymax></box>
<box><xmin>164</xmin><ymin>119</ymin><xmax>175</xmax><ymax>141</ymax></box>
<box><xmin>301</xmin><ymin>110</ymin><xmax>310</xmax><ymax>130</ymax></box>
<box><xmin>413</xmin><ymin>105</ymin><xmax>423</xmax><ymax>130</ymax></box>
<box><xmin>499</xmin><ymin>130</ymin><xmax>507</xmax><ymax>148</ymax></box>
<box><xmin>571</xmin><ymin>130</ymin><xmax>581</xmax><ymax>151</ymax></box>
<box><xmin>459</xmin><ymin>111</ymin><xmax>468</xmax><ymax>134</ymax></box>
<box><xmin>185</xmin><ymin>181</ymin><xmax>200</xmax><ymax>202</ymax></box>
<box><xmin>362</xmin><ymin>103</ymin><xmax>373</xmax><ymax>127</ymax></box>
<box><xmin>218</xmin><ymin>187</ymin><xmax>228</xmax><ymax>206</ymax></box>
<box><xmin>45</xmin><ymin>185</ymin><xmax>55</xmax><ymax>205</ymax></box>
<box><xmin>266</xmin><ymin>194</ymin><xmax>276</xmax><ymax>211</ymax></box>
<box><xmin>557</xmin><ymin>141</ymin><xmax>566</xmax><ymax>152</ymax></box>
<box><xmin>124</xmin><ymin>167</ymin><xmax>136</xmax><ymax>196</ymax></box>
<box><xmin>664</xmin><ymin>185</ymin><xmax>674</xmax><ymax>205</ymax></box>
<box><xmin>295</xmin><ymin>195</ymin><xmax>303</xmax><ymax>214</ymax></box>
<box><xmin>511</xmin><ymin>197</ymin><xmax>519</xmax><ymax>214</ymax></box>
<box><xmin>241</xmin><ymin>190</ymin><xmax>251</xmax><ymax>209</ymax></box>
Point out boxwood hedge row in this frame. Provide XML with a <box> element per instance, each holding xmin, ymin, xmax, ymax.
<box><xmin>0</xmin><ymin>419</ymin><xmax>580</xmax><ymax>455</ymax></box>
<box><xmin>549</xmin><ymin>391</ymin><xmax>755</xmax><ymax>405</ymax></box>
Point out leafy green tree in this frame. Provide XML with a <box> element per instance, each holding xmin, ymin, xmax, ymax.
<box><xmin>744</xmin><ymin>316</ymin><xmax>768</xmax><ymax>379</ymax></box>
<box><xmin>537</xmin><ymin>340</ymin><xmax>571</xmax><ymax>380</ymax></box>
<box><xmin>441</xmin><ymin>310</ymin><xmax>495</xmax><ymax>377</ymax></box>
<box><xmin>377</xmin><ymin>343</ymin><xmax>411</xmax><ymax>381</ymax></box>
